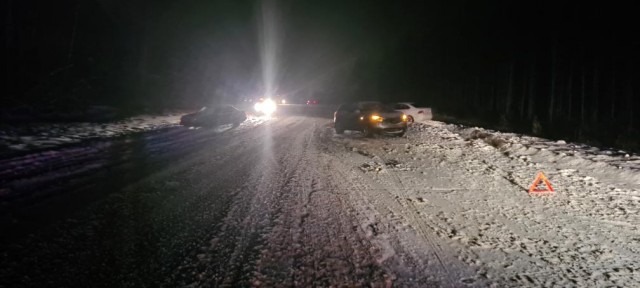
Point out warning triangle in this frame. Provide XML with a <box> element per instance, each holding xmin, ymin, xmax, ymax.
<box><xmin>528</xmin><ymin>172</ymin><xmax>554</xmax><ymax>193</ymax></box>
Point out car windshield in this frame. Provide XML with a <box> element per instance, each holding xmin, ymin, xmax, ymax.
<box><xmin>360</xmin><ymin>102</ymin><xmax>395</xmax><ymax>112</ymax></box>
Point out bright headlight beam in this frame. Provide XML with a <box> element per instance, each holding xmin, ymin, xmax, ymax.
<box><xmin>261</xmin><ymin>99</ymin><xmax>277</xmax><ymax>116</ymax></box>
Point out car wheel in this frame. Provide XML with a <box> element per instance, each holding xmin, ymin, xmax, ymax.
<box><xmin>408</xmin><ymin>115</ymin><xmax>414</xmax><ymax>123</ymax></box>
<box><xmin>334</xmin><ymin>122</ymin><xmax>345</xmax><ymax>134</ymax></box>
<box><xmin>363</xmin><ymin>126</ymin><xmax>374</xmax><ymax>138</ymax></box>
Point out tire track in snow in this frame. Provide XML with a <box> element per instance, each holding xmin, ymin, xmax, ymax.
<box><xmin>250</xmin><ymin>121</ymin><xmax>389</xmax><ymax>287</ymax></box>
<box><xmin>170</xmin><ymin>117</ymin><xmax>312</xmax><ymax>287</ymax></box>
<box><xmin>318</xmin><ymin>127</ymin><xmax>476</xmax><ymax>287</ymax></box>
<box><xmin>409</xmin><ymin>121</ymin><xmax>640</xmax><ymax>286</ymax></box>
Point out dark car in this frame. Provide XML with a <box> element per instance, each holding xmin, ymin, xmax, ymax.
<box><xmin>334</xmin><ymin>102</ymin><xmax>408</xmax><ymax>137</ymax></box>
<box><xmin>180</xmin><ymin>105</ymin><xmax>246</xmax><ymax>127</ymax></box>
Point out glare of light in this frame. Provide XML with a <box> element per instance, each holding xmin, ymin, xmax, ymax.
<box><xmin>281</xmin><ymin>99</ymin><xmax>286</xmax><ymax>104</ymax></box>
<box><xmin>402</xmin><ymin>114</ymin><xmax>408</xmax><ymax>121</ymax></box>
<box><xmin>259</xmin><ymin>0</ymin><xmax>280</xmax><ymax>104</ymax></box>
<box><xmin>261</xmin><ymin>98</ymin><xmax>277</xmax><ymax>116</ymax></box>
<box><xmin>257</xmin><ymin>0</ymin><xmax>278</xmax><ymax>167</ymax></box>
<box><xmin>371</xmin><ymin>115</ymin><xmax>383</xmax><ymax>122</ymax></box>
<box><xmin>254</xmin><ymin>102</ymin><xmax>263</xmax><ymax>112</ymax></box>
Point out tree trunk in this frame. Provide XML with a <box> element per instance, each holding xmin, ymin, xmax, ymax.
<box><xmin>610</xmin><ymin>63</ymin><xmax>616</xmax><ymax>121</ymax></box>
<box><xmin>67</xmin><ymin>2</ymin><xmax>80</xmax><ymax>64</ymax></box>
<box><xmin>490</xmin><ymin>82</ymin><xmax>496</xmax><ymax>113</ymax></box>
<box><xmin>627</xmin><ymin>76</ymin><xmax>634</xmax><ymax>129</ymax></box>
<box><xmin>520</xmin><ymin>69</ymin><xmax>527</xmax><ymax>119</ymax></box>
<box><xmin>548</xmin><ymin>46</ymin><xmax>557</xmax><ymax>123</ymax></box>
<box><xmin>592</xmin><ymin>61</ymin><xmax>599</xmax><ymax>123</ymax></box>
<box><xmin>580</xmin><ymin>63</ymin><xmax>586</xmax><ymax>126</ymax></box>
<box><xmin>472</xmin><ymin>76</ymin><xmax>478</xmax><ymax>113</ymax></box>
<box><xmin>527</xmin><ymin>61</ymin><xmax>536</xmax><ymax>120</ymax></box>
<box><xmin>60</xmin><ymin>0</ymin><xmax>81</xmax><ymax>107</ymax></box>
<box><xmin>4</xmin><ymin>0</ymin><xmax>13</xmax><ymax>100</ymax></box>
<box><xmin>567</xmin><ymin>62</ymin><xmax>574</xmax><ymax>119</ymax></box>
<box><xmin>505</xmin><ymin>60</ymin><xmax>515</xmax><ymax>117</ymax></box>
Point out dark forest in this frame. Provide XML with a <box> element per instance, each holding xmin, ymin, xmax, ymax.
<box><xmin>2</xmin><ymin>0</ymin><xmax>639</xmax><ymax>149</ymax></box>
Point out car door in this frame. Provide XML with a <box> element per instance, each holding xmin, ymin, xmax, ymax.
<box><xmin>215</xmin><ymin>106</ymin><xmax>236</xmax><ymax>125</ymax></box>
<box><xmin>196</xmin><ymin>108</ymin><xmax>216</xmax><ymax>126</ymax></box>
<box><xmin>336</xmin><ymin>104</ymin><xmax>359</xmax><ymax>130</ymax></box>
<box><xmin>394</xmin><ymin>103</ymin><xmax>420</xmax><ymax>121</ymax></box>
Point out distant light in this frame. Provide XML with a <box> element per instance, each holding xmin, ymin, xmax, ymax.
<box><xmin>281</xmin><ymin>99</ymin><xmax>286</xmax><ymax>104</ymax></box>
<box><xmin>254</xmin><ymin>98</ymin><xmax>277</xmax><ymax>116</ymax></box>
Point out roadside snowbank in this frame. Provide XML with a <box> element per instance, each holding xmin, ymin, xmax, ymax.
<box><xmin>327</xmin><ymin>119</ymin><xmax>639</xmax><ymax>286</ymax></box>
<box><xmin>0</xmin><ymin>113</ymin><xmax>183</xmax><ymax>153</ymax></box>
<box><xmin>406</xmin><ymin>121</ymin><xmax>640</xmax><ymax>286</ymax></box>
<box><xmin>428</xmin><ymin>122</ymin><xmax>640</xmax><ymax>186</ymax></box>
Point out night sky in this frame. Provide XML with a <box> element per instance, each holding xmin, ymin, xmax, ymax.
<box><xmin>3</xmin><ymin>0</ymin><xmax>639</xmax><ymax>145</ymax></box>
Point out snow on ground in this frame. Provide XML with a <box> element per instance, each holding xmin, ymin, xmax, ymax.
<box><xmin>0</xmin><ymin>114</ymin><xmax>269</xmax><ymax>202</ymax></box>
<box><xmin>326</xmin><ymin>120</ymin><xmax>639</xmax><ymax>286</ymax></box>
<box><xmin>1</xmin><ymin>115</ymin><xmax>638</xmax><ymax>287</ymax></box>
<box><xmin>0</xmin><ymin>112</ymin><xmax>184</xmax><ymax>153</ymax></box>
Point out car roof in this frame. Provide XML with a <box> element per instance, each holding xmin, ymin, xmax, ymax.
<box><xmin>354</xmin><ymin>101</ymin><xmax>382</xmax><ymax>107</ymax></box>
<box><xmin>201</xmin><ymin>104</ymin><xmax>240</xmax><ymax>111</ymax></box>
<box><xmin>339</xmin><ymin>101</ymin><xmax>379</xmax><ymax>106</ymax></box>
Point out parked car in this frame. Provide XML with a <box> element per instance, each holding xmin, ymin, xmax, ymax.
<box><xmin>392</xmin><ymin>102</ymin><xmax>432</xmax><ymax>123</ymax></box>
<box><xmin>180</xmin><ymin>105</ymin><xmax>246</xmax><ymax>127</ymax></box>
<box><xmin>334</xmin><ymin>102</ymin><xmax>408</xmax><ymax>137</ymax></box>
<box><xmin>306</xmin><ymin>100</ymin><xmax>319</xmax><ymax>105</ymax></box>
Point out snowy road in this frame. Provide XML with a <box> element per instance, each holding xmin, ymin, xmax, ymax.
<box><xmin>1</xmin><ymin>114</ymin><xmax>639</xmax><ymax>287</ymax></box>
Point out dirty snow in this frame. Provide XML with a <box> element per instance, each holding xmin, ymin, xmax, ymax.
<box><xmin>326</xmin><ymin>120</ymin><xmax>640</xmax><ymax>286</ymax></box>
<box><xmin>167</xmin><ymin>118</ymin><xmax>640</xmax><ymax>287</ymax></box>
<box><xmin>0</xmin><ymin>112</ymin><xmax>184</xmax><ymax>153</ymax></box>
<box><xmin>1</xmin><ymin>116</ymin><xmax>638</xmax><ymax>287</ymax></box>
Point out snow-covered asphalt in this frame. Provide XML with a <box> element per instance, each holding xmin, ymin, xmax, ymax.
<box><xmin>1</xmin><ymin>115</ymin><xmax>638</xmax><ymax>287</ymax></box>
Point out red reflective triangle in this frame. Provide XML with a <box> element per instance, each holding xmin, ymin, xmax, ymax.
<box><xmin>528</xmin><ymin>172</ymin><xmax>554</xmax><ymax>193</ymax></box>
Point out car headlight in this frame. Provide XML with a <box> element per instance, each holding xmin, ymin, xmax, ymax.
<box><xmin>370</xmin><ymin>115</ymin><xmax>383</xmax><ymax>122</ymax></box>
<box><xmin>261</xmin><ymin>99</ymin><xmax>277</xmax><ymax>115</ymax></box>
<box><xmin>254</xmin><ymin>99</ymin><xmax>277</xmax><ymax>115</ymax></box>
<box><xmin>402</xmin><ymin>114</ymin><xmax>408</xmax><ymax>121</ymax></box>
